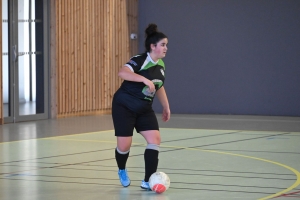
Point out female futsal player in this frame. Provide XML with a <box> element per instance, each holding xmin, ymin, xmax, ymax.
<box><xmin>112</xmin><ymin>23</ymin><xmax>170</xmax><ymax>190</ymax></box>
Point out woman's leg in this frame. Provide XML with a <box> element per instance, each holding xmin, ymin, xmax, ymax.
<box><xmin>116</xmin><ymin>136</ymin><xmax>132</xmax><ymax>169</ymax></box>
<box><xmin>112</xmin><ymin>91</ymin><xmax>137</xmax><ymax>187</ymax></box>
<box><xmin>114</xmin><ymin>134</ymin><xmax>133</xmax><ymax>188</ymax></box>
<box><xmin>140</xmin><ymin>130</ymin><xmax>161</xmax><ymax>189</ymax></box>
<box><xmin>115</xmin><ymin>136</ymin><xmax>132</xmax><ymax>187</ymax></box>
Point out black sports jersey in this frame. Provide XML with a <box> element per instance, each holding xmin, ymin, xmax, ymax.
<box><xmin>120</xmin><ymin>53</ymin><xmax>165</xmax><ymax>101</ymax></box>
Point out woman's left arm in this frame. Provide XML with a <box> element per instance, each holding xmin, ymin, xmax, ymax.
<box><xmin>156</xmin><ymin>86</ymin><xmax>171</xmax><ymax>122</ymax></box>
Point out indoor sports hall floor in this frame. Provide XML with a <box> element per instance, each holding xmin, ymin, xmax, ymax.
<box><xmin>0</xmin><ymin>114</ymin><xmax>300</xmax><ymax>200</ymax></box>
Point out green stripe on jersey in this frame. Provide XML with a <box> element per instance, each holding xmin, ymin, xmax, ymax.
<box><xmin>139</xmin><ymin>59</ymin><xmax>165</xmax><ymax>71</ymax></box>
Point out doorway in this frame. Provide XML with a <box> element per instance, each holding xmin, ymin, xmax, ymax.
<box><xmin>2</xmin><ymin>0</ymin><xmax>49</xmax><ymax>123</ymax></box>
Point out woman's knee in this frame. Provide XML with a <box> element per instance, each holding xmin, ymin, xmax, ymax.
<box><xmin>117</xmin><ymin>136</ymin><xmax>132</xmax><ymax>152</ymax></box>
<box><xmin>140</xmin><ymin>130</ymin><xmax>161</xmax><ymax>145</ymax></box>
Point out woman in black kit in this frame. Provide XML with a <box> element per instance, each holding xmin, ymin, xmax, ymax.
<box><xmin>112</xmin><ymin>23</ymin><xmax>170</xmax><ymax>190</ymax></box>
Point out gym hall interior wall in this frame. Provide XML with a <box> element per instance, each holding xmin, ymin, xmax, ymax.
<box><xmin>138</xmin><ymin>0</ymin><xmax>300</xmax><ymax>116</ymax></box>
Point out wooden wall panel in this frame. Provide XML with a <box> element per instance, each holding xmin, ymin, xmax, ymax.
<box><xmin>54</xmin><ymin>0</ymin><xmax>138</xmax><ymax>118</ymax></box>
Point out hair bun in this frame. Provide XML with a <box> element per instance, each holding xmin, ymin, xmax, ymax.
<box><xmin>145</xmin><ymin>23</ymin><xmax>158</xmax><ymax>37</ymax></box>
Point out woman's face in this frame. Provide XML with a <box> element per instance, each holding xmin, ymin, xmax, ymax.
<box><xmin>151</xmin><ymin>38</ymin><xmax>168</xmax><ymax>60</ymax></box>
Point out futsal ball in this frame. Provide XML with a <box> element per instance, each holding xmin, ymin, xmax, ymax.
<box><xmin>149</xmin><ymin>172</ymin><xmax>170</xmax><ymax>193</ymax></box>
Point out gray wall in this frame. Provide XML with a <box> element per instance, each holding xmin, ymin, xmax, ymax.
<box><xmin>138</xmin><ymin>0</ymin><xmax>300</xmax><ymax>116</ymax></box>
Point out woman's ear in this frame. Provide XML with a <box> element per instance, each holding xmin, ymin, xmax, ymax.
<box><xmin>150</xmin><ymin>43</ymin><xmax>156</xmax><ymax>51</ymax></box>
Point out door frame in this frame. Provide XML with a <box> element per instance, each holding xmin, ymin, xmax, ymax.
<box><xmin>4</xmin><ymin>0</ymin><xmax>49</xmax><ymax>123</ymax></box>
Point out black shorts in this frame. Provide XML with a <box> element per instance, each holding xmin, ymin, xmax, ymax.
<box><xmin>112</xmin><ymin>89</ymin><xmax>159</xmax><ymax>137</ymax></box>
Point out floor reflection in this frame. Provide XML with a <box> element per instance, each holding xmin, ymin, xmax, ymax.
<box><xmin>4</xmin><ymin>102</ymin><xmax>36</xmax><ymax>117</ymax></box>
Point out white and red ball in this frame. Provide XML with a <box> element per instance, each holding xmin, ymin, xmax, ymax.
<box><xmin>149</xmin><ymin>172</ymin><xmax>170</xmax><ymax>193</ymax></box>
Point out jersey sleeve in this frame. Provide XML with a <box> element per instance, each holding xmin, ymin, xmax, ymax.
<box><xmin>124</xmin><ymin>55</ymin><xmax>142</xmax><ymax>73</ymax></box>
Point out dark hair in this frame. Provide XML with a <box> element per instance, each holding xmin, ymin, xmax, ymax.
<box><xmin>145</xmin><ymin>23</ymin><xmax>167</xmax><ymax>52</ymax></box>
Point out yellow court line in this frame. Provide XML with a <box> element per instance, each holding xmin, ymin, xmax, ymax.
<box><xmin>44</xmin><ymin>137</ymin><xmax>117</xmax><ymax>144</ymax></box>
<box><xmin>40</xmin><ymin>130</ymin><xmax>115</xmax><ymax>139</ymax></box>
<box><xmin>1</xmin><ymin>129</ymin><xmax>299</xmax><ymax>199</ymax></box>
<box><xmin>46</xmin><ymin>136</ymin><xmax>300</xmax><ymax>199</ymax></box>
<box><xmin>0</xmin><ymin>130</ymin><xmax>114</xmax><ymax>144</ymax></box>
<box><xmin>160</xmin><ymin>144</ymin><xmax>300</xmax><ymax>200</ymax></box>
<box><xmin>161</xmin><ymin>127</ymin><xmax>300</xmax><ymax>134</ymax></box>
<box><xmin>1</xmin><ymin>128</ymin><xmax>299</xmax><ymax>145</ymax></box>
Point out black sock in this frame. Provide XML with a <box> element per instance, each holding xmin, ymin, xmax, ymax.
<box><xmin>144</xmin><ymin>149</ymin><xmax>159</xmax><ymax>182</ymax></box>
<box><xmin>115</xmin><ymin>148</ymin><xmax>129</xmax><ymax>170</ymax></box>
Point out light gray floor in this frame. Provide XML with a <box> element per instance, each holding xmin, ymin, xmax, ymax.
<box><xmin>0</xmin><ymin>114</ymin><xmax>300</xmax><ymax>200</ymax></box>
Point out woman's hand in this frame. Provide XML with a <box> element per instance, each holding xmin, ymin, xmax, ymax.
<box><xmin>156</xmin><ymin>86</ymin><xmax>170</xmax><ymax>122</ymax></box>
<box><xmin>143</xmin><ymin>78</ymin><xmax>155</xmax><ymax>93</ymax></box>
<box><xmin>118</xmin><ymin>67</ymin><xmax>155</xmax><ymax>93</ymax></box>
<box><xmin>162</xmin><ymin>107</ymin><xmax>171</xmax><ymax>122</ymax></box>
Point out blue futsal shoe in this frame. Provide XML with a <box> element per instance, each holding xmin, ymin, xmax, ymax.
<box><xmin>140</xmin><ymin>180</ymin><xmax>151</xmax><ymax>190</ymax></box>
<box><xmin>118</xmin><ymin>169</ymin><xmax>130</xmax><ymax>187</ymax></box>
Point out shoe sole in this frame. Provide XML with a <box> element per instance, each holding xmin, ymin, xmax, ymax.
<box><xmin>122</xmin><ymin>183</ymin><xmax>130</xmax><ymax>187</ymax></box>
<box><xmin>140</xmin><ymin>186</ymin><xmax>151</xmax><ymax>190</ymax></box>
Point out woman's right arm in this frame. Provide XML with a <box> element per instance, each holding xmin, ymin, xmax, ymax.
<box><xmin>118</xmin><ymin>66</ymin><xmax>155</xmax><ymax>92</ymax></box>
